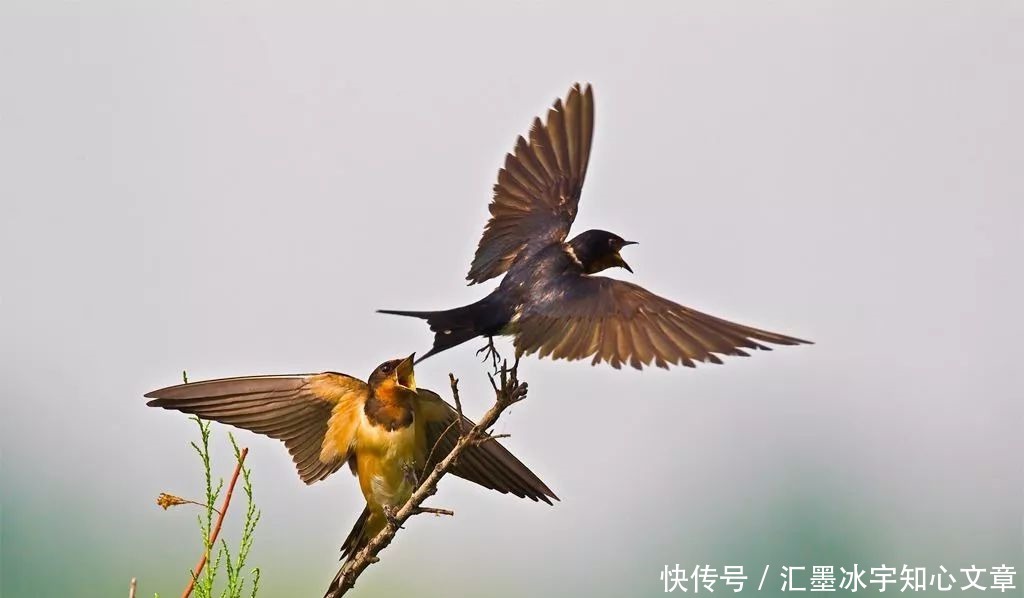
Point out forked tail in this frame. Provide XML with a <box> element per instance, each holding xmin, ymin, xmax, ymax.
<box><xmin>324</xmin><ymin>508</ymin><xmax>386</xmax><ymax>597</ymax></box>
<box><xmin>378</xmin><ymin>298</ymin><xmax>503</xmax><ymax>362</ymax></box>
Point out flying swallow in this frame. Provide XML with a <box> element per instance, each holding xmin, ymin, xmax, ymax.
<box><xmin>145</xmin><ymin>355</ymin><xmax>556</xmax><ymax>596</ymax></box>
<box><xmin>380</xmin><ymin>84</ymin><xmax>811</xmax><ymax>369</ymax></box>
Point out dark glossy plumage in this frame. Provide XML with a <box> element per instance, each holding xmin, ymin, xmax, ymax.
<box><xmin>466</xmin><ymin>83</ymin><xmax>594</xmax><ymax>284</ymax></box>
<box><xmin>380</xmin><ymin>84</ymin><xmax>811</xmax><ymax>369</ymax></box>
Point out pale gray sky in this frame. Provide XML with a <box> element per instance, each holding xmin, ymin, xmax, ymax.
<box><xmin>1</xmin><ymin>2</ymin><xmax>1021</xmax><ymax>597</ymax></box>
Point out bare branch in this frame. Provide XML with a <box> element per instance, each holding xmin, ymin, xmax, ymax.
<box><xmin>411</xmin><ymin>506</ymin><xmax>455</xmax><ymax>517</ymax></box>
<box><xmin>449</xmin><ymin>373</ymin><xmax>466</xmax><ymax>437</ymax></box>
<box><xmin>471</xmin><ymin>433</ymin><xmax>511</xmax><ymax>446</ymax></box>
<box><xmin>327</xmin><ymin>360</ymin><xmax>527</xmax><ymax>596</ymax></box>
<box><xmin>423</xmin><ymin>418</ymin><xmax>459</xmax><ymax>472</ymax></box>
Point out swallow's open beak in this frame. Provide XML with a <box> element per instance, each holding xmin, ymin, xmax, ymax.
<box><xmin>396</xmin><ymin>353</ymin><xmax>417</xmax><ymax>392</ymax></box>
<box><xmin>614</xmin><ymin>251</ymin><xmax>633</xmax><ymax>273</ymax></box>
<box><xmin>615</xmin><ymin>241</ymin><xmax>637</xmax><ymax>273</ymax></box>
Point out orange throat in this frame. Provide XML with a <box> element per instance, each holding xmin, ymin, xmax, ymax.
<box><xmin>364</xmin><ymin>383</ymin><xmax>415</xmax><ymax>431</ymax></box>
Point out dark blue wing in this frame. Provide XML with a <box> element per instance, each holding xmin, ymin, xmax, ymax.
<box><xmin>467</xmin><ymin>83</ymin><xmax>595</xmax><ymax>284</ymax></box>
<box><xmin>514</xmin><ymin>275</ymin><xmax>811</xmax><ymax>370</ymax></box>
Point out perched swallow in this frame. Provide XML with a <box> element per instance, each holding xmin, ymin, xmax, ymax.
<box><xmin>145</xmin><ymin>355</ymin><xmax>556</xmax><ymax>596</ymax></box>
<box><xmin>380</xmin><ymin>84</ymin><xmax>811</xmax><ymax>369</ymax></box>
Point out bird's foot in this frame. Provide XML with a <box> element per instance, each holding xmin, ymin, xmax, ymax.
<box><xmin>402</xmin><ymin>462</ymin><xmax>419</xmax><ymax>488</ymax></box>
<box><xmin>475</xmin><ymin>337</ymin><xmax>502</xmax><ymax>373</ymax></box>
<box><xmin>382</xmin><ymin>505</ymin><xmax>401</xmax><ymax>529</ymax></box>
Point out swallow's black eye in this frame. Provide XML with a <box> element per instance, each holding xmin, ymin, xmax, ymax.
<box><xmin>380</xmin><ymin>364</ymin><xmax>392</xmax><ymax>374</ymax></box>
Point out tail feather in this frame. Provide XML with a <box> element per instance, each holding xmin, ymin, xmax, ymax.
<box><xmin>378</xmin><ymin>299</ymin><xmax>503</xmax><ymax>362</ymax></box>
<box><xmin>338</xmin><ymin>507</ymin><xmax>373</xmax><ymax>560</ymax></box>
<box><xmin>325</xmin><ymin>508</ymin><xmax>386</xmax><ymax>598</ymax></box>
<box><xmin>376</xmin><ymin>309</ymin><xmax>434</xmax><ymax>320</ymax></box>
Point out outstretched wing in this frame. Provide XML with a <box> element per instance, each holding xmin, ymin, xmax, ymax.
<box><xmin>414</xmin><ymin>388</ymin><xmax>557</xmax><ymax>504</ymax></box>
<box><xmin>514</xmin><ymin>276</ymin><xmax>812</xmax><ymax>370</ymax></box>
<box><xmin>145</xmin><ymin>373</ymin><xmax>369</xmax><ymax>484</ymax></box>
<box><xmin>467</xmin><ymin>83</ymin><xmax>595</xmax><ymax>284</ymax></box>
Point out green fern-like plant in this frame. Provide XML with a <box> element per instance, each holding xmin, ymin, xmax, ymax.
<box><xmin>187</xmin><ymin>416</ymin><xmax>262</xmax><ymax>598</ymax></box>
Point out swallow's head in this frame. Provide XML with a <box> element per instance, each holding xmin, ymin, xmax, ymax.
<box><xmin>369</xmin><ymin>353</ymin><xmax>417</xmax><ymax>393</ymax></box>
<box><xmin>567</xmin><ymin>229</ymin><xmax>637</xmax><ymax>275</ymax></box>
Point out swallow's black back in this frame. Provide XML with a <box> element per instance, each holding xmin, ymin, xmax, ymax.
<box><xmin>378</xmin><ymin>240</ymin><xmax>582</xmax><ymax>362</ymax></box>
